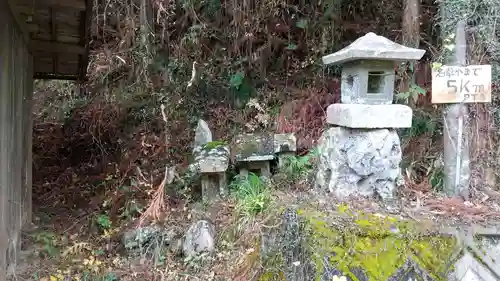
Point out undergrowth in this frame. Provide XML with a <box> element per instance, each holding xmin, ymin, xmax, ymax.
<box><xmin>229</xmin><ymin>173</ymin><xmax>272</xmax><ymax>217</ymax></box>
<box><xmin>280</xmin><ymin>148</ymin><xmax>318</xmax><ymax>182</ymax></box>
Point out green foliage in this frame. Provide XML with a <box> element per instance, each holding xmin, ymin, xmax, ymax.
<box><xmin>429</xmin><ymin>165</ymin><xmax>445</xmax><ymax>192</ymax></box>
<box><xmin>280</xmin><ymin>150</ymin><xmax>318</xmax><ymax>182</ymax></box>
<box><xmin>401</xmin><ymin>111</ymin><xmax>440</xmax><ymax>141</ymax></box>
<box><xmin>229</xmin><ymin>173</ymin><xmax>272</xmax><ymax>217</ymax></box>
<box><xmin>100</xmin><ymin>181</ymin><xmax>144</xmax><ymax>223</ymax></box>
<box><xmin>33</xmin><ymin>80</ymin><xmax>91</xmax><ymax>122</ymax></box>
<box><xmin>395</xmin><ymin>84</ymin><xmax>426</xmax><ymax>104</ymax></box>
<box><xmin>32</xmin><ymin>231</ymin><xmax>60</xmax><ymax>258</ymax></box>
<box><xmin>296</xmin><ymin>19</ymin><xmax>308</xmax><ymax>29</ymax></box>
<box><xmin>119</xmin><ymin>199</ymin><xmax>143</xmax><ymax>221</ymax></box>
<box><xmin>102</xmin><ymin>273</ymin><xmax>119</xmax><ymax>281</ymax></box>
<box><xmin>95</xmin><ymin>214</ymin><xmax>112</xmax><ymax>230</ymax></box>
<box><xmin>230</xmin><ymin>70</ymin><xmax>255</xmax><ymax>107</ymax></box>
<box><xmin>230</xmin><ymin>71</ymin><xmax>245</xmax><ymax>90</ymax></box>
<box><xmin>81</xmin><ymin>271</ymin><xmax>119</xmax><ymax>281</ymax></box>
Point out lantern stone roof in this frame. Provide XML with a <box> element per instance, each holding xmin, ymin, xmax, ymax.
<box><xmin>322</xmin><ymin>32</ymin><xmax>425</xmax><ymax>65</ymax></box>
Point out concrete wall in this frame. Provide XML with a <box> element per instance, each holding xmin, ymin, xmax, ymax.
<box><xmin>0</xmin><ymin>1</ymin><xmax>34</xmax><ymax>279</ymax></box>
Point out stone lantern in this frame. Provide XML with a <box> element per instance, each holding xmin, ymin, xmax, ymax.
<box><xmin>323</xmin><ymin>32</ymin><xmax>424</xmax><ymax>105</ymax></box>
<box><xmin>315</xmin><ymin>32</ymin><xmax>425</xmax><ymax>200</ymax></box>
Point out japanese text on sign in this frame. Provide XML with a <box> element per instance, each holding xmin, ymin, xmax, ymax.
<box><xmin>431</xmin><ymin>64</ymin><xmax>491</xmax><ymax>104</ymax></box>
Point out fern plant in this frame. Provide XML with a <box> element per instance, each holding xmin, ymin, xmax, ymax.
<box><xmin>280</xmin><ymin>148</ymin><xmax>318</xmax><ymax>182</ymax></box>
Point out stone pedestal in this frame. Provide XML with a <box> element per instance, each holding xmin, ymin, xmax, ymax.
<box><xmin>201</xmin><ymin>172</ymin><xmax>227</xmax><ymax>200</ymax></box>
<box><xmin>315</xmin><ymin>126</ymin><xmax>403</xmax><ymax>199</ymax></box>
<box><xmin>315</xmin><ymin>104</ymin><xmax>412</xmax><ymax>199</ymax></box>
<box><xmin>326</xmin><ymin>103</ymin><xmax>413</xmax><ymax>128</ymax></box>
<box><xmin>193</xmin><ymin>145</ymin><xmax>230</xmax><ymax>200</ymax></box>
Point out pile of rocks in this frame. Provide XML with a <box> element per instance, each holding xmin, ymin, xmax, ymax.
<box><xmin>122</xmin><ymin>219</ymin><xmax>216</xmax><ymax>259</ymax></box>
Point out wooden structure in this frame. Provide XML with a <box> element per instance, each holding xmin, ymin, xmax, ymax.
<box><xmin>0</xmin><ymin>0</ymin><xmax>92</xmax><ymax>279</ymax></box>
<box><xmin>8</xmin><ymin>0</ymin><xmax>92</xmax><ymax>80</ymax></box>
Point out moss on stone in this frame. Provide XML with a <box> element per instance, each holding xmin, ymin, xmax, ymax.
<box><xmin>258</xmin><ymin>204</ymin><xmax>457</xmax><ymax>281</ymax></box>
<box><xmin>234</xmin><ymin>133</ymin><xmax>274</xmax><ymax>160</ymax></box>
<box><xmin>301</xmin><ymin>206</ymin><xmax>457</xmax><ymax>281</ymax></box>
<box><xmin>203</xmin><ymin>140</ymin><xmax>227</xmax><ymax>151</ymax></box>
<box><xmin>239</xmin><ymin>140</ymin><xmax>260</xmax><ymax>158</ymax></box>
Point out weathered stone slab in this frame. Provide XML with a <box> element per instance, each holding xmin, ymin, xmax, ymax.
<box><xmin>326</xmin><ymin>103</ymin><xmax>413</xmax><ymax>128</ymax></box>
<box><xmin>453</xmin><ymin>252</ymin><xmax>497</xmax><ymax>281</ymax></box>
<box><xmin>192</xmin><ymin>144</ymin><xmax>230</xmax><ymax>173</ymax></box>
<box><xmin>233</xmin><ymin>133</ymin><xmax>274</xmax><ymax>162</ymax></box>
<box><xmin>322</xmin><ymin>32</ymin><xmax>425</xmax><ymax>65</ymax></box>
<box><xmin>201</xmin><ymin>172</ymin><xmax>228</xmax><ymax>200</ymax></box>
<box><xmin>191</xmin><ymin>142</ymin><xmax>230</xmax><ymax>199</ymax></box>
<box><xmin>240</xmin><ymin>155</ymin><xmax>274</xmax><ymax>161</ymax></box>
<box><xmin>274</xmin><ymin>133</ymin><xmax>297</xmax><ymax>153</ymax></box>
<box><xmin>315</xmin><ymin>126</ymin><xmax>403</xmax><ymax>200</ymax></box>
<box><xmin>274</xmin><ymin>133</ymin><xmax>298</xmax><ymax>169</ymax></box>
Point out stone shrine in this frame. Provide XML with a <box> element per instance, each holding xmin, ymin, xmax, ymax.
<box><xmin>190</xmin><ymin>120</ymin><xmax>230</xmax><ymax>200</ymax></box>
<box><xmin>315</xmin><ymin>32</ymin><xmax>425</xmax><ymax>200</ymax></box>
<box><xmin>233</xmin><ymin>133</ymin><xmax>274</xmax><ymax>178</ymax></box>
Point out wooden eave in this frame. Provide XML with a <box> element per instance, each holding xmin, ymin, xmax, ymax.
<box><xmin>7</xmin><ymin>0</ymin><xmax>93</xmax><ymax>80</ymax></box>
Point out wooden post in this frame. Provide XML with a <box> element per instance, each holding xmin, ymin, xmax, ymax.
<box><xmin>442</xmin><ymin>21</ymin><xmax>470</xmax><ymax>199</ymax></box>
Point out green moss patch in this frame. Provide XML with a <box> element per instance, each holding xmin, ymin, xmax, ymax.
<box><xmin>203</xmin><ymin>140</ymin><xmax>227</xmax><ymax>151</ymax></box>
<box><xmin>259</xmin><ymin>204</ymin><xmax>458</xmax><ymax>281</ymax></box>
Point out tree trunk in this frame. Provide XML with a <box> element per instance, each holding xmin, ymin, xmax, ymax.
<box><xmin>399</xmin><ymin>0</ymin><xmax>420</xmax><ymax>95</ymax></box>
<box><xmin>138</xmin><ymin>0</ymin><xmax>154</xmax><ymax>81</ymax></box>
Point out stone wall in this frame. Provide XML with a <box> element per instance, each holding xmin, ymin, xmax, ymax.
<box><xmin>260</xmin><ymin>204</ymin><xmax>500</xmax><ymax>281</ymax></box>
<box><xmin>0</xmin><ymin>0</ymin><xmax>34</xmax><ymax>279</ymax></box>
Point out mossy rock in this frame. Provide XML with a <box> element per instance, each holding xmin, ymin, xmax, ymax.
<box><xmin>258</xmin><ymin>205</ymin><xmax>459</xmax><ymax>281</ymax></box>
<box><xmin>233</xmin><ymin>133</ymin><xmax>274</xmax><ymax>162</ymax></box>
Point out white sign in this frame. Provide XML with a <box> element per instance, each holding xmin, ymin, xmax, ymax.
<box><xmin>431</xmin><ymin>64</ymin><xmax>492</xmax><ymax>104</ymax></box>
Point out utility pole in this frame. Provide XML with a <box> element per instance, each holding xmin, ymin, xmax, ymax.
<box><xmin>441</xmin><ymin>20</ymin><xmax>471</xmax><ymax>199</ymax></box>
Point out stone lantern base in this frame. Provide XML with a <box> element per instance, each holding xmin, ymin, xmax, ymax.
<box><xmin>326</xmin><ymin>103</ymin><xmax>413</xmax><ymax>128</ymax></box>
<box><xmin>315</xmin><ymin>127</ymin><xmax>403</xmax><ymax>200</ymax></box>
<box><xmin>315</xmin><ymin>104</ymin><xmax>412</xmax><ymax>200</ymax></box>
